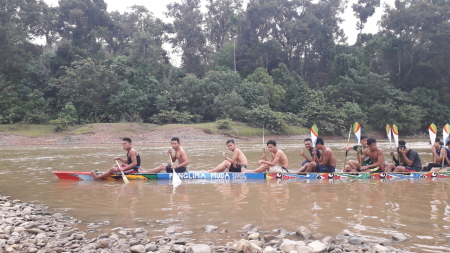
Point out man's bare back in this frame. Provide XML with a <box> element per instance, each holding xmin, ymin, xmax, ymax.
<box><xmin>233</xmin><ymin>148</ymin><xmax>248</xmax><ymax>166</ymax></box>
<box><xmin>274</xmin><ymin>150</ymin><xmax>289</xmax><ymax>168</ymax></box>
<box><xmin>364</xmin><ymin>148</ymin><xmax>382</xmax><ymax>164</ymax></box>
<box><xmin>321</xmin><ymin>147</ymin><xmax>337</xmax><ymax>167</ymax></box>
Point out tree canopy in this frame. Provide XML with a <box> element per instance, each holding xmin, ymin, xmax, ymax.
<box><xmin>1</xmin><ymin>0</ymin><xmax>449</xmax><ymax>135</ymax></box>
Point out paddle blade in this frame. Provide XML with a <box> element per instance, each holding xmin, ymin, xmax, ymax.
<box><xmin>429</xmin><ymin>123</ymin><xmax>437</xmax><ymax>144</ymax></box>
<box><xmin>172</xmin><ymin>171</ymin><xmax>182</xmax><ymax>188</ymax></box>
<box><xmin>386</xmin><ymin>125</ymin><xmax>392</xmax><ymax>144</ymax></box>
<box><xmin>443</xmin><ymin>124</ymin><xmax>450</xmax><ymax>145</ymax></box>
<box><xmin>392</xmin><ymin>124</ymin><xmax>399</xmax><ymax>147</ymax></box>
<box><xmin>353</xmin><ymin>122</ymin><xmax>361</xmax><ymax>144</ymax></box>
<box><xmin>310</xmin><ymin>125</ymin><xmax>319</xmax><ymax>146</ymax></box>
<box><xmin>121</xmin><ymin>172</ymin><xmax>130</xmax><ymax>184</ymax></box>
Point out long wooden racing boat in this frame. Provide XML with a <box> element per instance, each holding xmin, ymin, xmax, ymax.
<box><xmin>53</xmin><ymin>171</ymin><xmax>450</xmax><ymax>182</ymax></box>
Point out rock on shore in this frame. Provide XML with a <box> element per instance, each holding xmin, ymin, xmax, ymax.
<box><xmin>1</xmin><ymin>195</ymin><xmax>408</xmax><ymax>252</ymax></box>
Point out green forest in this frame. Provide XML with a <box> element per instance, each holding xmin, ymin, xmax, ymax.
<box><xmin>1</xmin><ymin>0</ymin><xmax>449</xmax><ymax>135</ymax></box>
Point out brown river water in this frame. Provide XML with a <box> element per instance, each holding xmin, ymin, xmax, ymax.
<box><xmin>1</xmin><ymin>139</ymin><xmax>450</xmax><ymax>252</ymax></box>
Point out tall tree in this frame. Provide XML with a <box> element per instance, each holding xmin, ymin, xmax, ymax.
<box><xmin>352</xmin><ymin>0</ymin><xmax>380</xmax><ymax>38</ymax></box>
<box><xmin>56</xmin><ymin>0</ymin><xmax>112</xmax><ymax>54</ymax></box>
<box><xmin>167</xmin><ymin>0</ymin><xmax>206</xmax><ymax>76</ymax></box>
<box><xmin>380</xmin><ymin>0</ymin><xmax>450</xmax><ymax>94</ymax></box>
<box><xmin>205</xmin><ymin>0</ymin><xmax>243</xmax><ymax>52</ymax></box>
<box><xmin>0</xmin><ymin>0</ymin><xmax>46</xmax><ymax>82</ymax></box>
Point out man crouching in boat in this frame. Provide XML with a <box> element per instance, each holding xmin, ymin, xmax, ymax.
<box><xmin>207</xmin><ymin>139</ymin><xmax>248</xmax><ymax>172</ymax></box>
<box><xmin>423</xmin><ymin>138</ymin><xmax>446</xmax><ymax>171</ymax></box>
<box><xmin>385</xmin><ymin>140</ymin><xmax>421</xmax><ymax>172</ymax></box>
<box><xmin>305</xmin><ymin>137</ymin><xmax>336</xmax><ymax>173</ymax></box>
<box><xmin>346</xmin><ymin>138</ymin><xmax>384</xmax><ymax>173</ymax></box>
<box><xmin>141</xmin><ymin>137</ymin><xmax>189</xmax><ymax>173</ymax></box>
<box><xmin>296</xmin><ymin>138</ymin><xmax>321</xmax><ymax>173</ymax></box>
<box><xmin>342</xmin><ymin>135</ymin><xmax>370</xmax><ymax>172</ymax></box>
<box><xmin>243</xmin><ymin>140</ymin><xmax>289</xmax><ymax>173</ymax></box>
<box><xmin>429</xmin><ymin>140</ymin><xmax>450</xmax><ymax>173</ymax></box>
<box><xmin>91</xmin><ymin>138</ymin><xmax>141</xmax><ymax>180</ymax></box>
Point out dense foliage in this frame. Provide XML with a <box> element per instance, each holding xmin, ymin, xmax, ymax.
<box><xmin>1</xmin><ymin>0</ymin><xmax>449</xmax><ymax>135</ymax></box>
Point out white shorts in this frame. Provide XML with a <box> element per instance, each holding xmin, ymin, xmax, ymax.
<box><xmin>268</xmin><ymin>165</ymin><xmax>288</xmax><ymax>173</ymax></box>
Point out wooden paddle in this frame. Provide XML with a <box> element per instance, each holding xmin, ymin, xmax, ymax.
<box><xmin>429</xmin><ymin>123</ymin><xmax>437</xmax><ymax>162</ymax></box>
<box><xmin>115</xmin><ymin>160</ymin><xmax>129</xmax><ymax>184</ymax></box>
<box><xmin>342</xmin><ymin>125</ymin><xmax>352</xmax><ymax>172</ymax></box>
<box><xmin>442</xmin><ymin>124</ymin><xmax>450</xmax><ymax>168</ymax></box>
<box><xmin>392</xmin><ymin>124</ymin><xmax>400</xmax><ymax>163</ymax></box>
<box><xmin>310</xmin><ymin>125</ymin><xmax>319</xmax><ymax>164</ymax></box>
<box><xmin>353</xmin><ymin>122</ymin><xmax>362</xmax><ymax>165</ymax></box>
<box><xmin>443</xmin><ymin>124</ymin><xmax>450</xmax><ymax>146</ymax></box>
<box><xmin>386</xmin><ymin>125</ymin><xmax>392</xmax><ymax>151</ymax></box>
<box><xmin>170</xmin><ymin>153</ymin><xmax>182</xmax><ymax>187</ymax></box>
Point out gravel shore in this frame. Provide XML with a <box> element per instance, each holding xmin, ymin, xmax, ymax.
<box><xmin>1</xmin><ymin>195</ymin><xmax>410</xmax><ymax>253</ymax></box>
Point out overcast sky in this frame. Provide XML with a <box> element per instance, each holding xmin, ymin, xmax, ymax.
<box><xmin>43</xmin><ymin>0</ymin><xmax>393</xmax><ymax>65</ymax></box>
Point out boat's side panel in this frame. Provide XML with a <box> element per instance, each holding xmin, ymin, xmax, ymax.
<box><xmin>53</xmin><ymin>171</ymin><xmax>94</xmax><ymax>180</ymax></box>
<box><xmin>52</xmin><ymin>171</ymin><xmax>265</xmax><ymax>181</ymax></box>
<box><xmin>52</xmin><ymin>171</ymin><xmax>450</xmax><ymax>181</ymax></box>
<box><xmin>157</xmin><ymin>172</ymin><xmax>265</xmax><ymax>180</ymax></box>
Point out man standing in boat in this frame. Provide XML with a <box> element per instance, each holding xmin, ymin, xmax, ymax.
<box><xmin>347</xmin><ymin>138</ymin><xmax>384</xmax><ymax>173</ymax></box>
<box><xmin>305</xmin><ymin>137</ymin><xmax>337</xmax><ymax>173</ymax></box>
<box><xmin>385</xmin><ymin>140</ymin><xmax>422</xmax><ymax>172</ymax></box>
<box><xmin>142</xmin><ymin>137</ymin><xmax>189</xmax><ymax>173</ymax></box>
<box><xmin>243</xmin><ymin>140</ymin><xmax>289</xmax><ymax>173</ymax></box>
<box><xmin>296</xmin><ymin>138</ymin><xmax>321</xmax><ymax>173</ymax></box>
<box><xmin>207</xmin><ymin>140</ymin><xmax>248</xmax><ymax>172</ymax></box>
<box><xmin>91</xmin><ymin>137</ymin><xmax>141</xmax><ymax>180</ymax></box>
<box><xmin>342</xmin><ymin>135</ymin><xmax>370</xmax><ymax>172</ymax></box>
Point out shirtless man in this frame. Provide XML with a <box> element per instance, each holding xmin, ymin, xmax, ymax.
<box><xmin>297</xmin><ymin>138</ymin><xmax>321</xmax><ymax>173</ymax></box>
<box><xmin>243</xmin><ymin>140</ymin><xmax>289</xmax><ymax>173</ymax></box>
<box><xmin>142</xmin><ymin>137</ymin><xmax>189</xmax><ymax>173</ymax></box>
<box><xmin>305</xmin><ymin>137</ymin><xmax>337</xmax><ymax>173</ymax></box>
<box><xmin>349</xmin><ymin>138</ymin><xmax>384</xmax><ymax>173</ymax></box>
<box><xmin>208</xmin><ymin>140</ymin><xmax>248</xmax><ymax>172</ymax></box>
<box><xmin>343</xmin><ymin>135</ymin><xmax>369</xmax><ymax>172</ymax></box>
<box><xmin>91</xmin><ymin>137</ymin><xmax>141</xmax><ymax>180</ymax></box>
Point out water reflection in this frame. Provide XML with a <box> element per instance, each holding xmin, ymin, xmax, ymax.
<box><xmin>0</xmin><ymin>141</ymin><xmax>450</xmax><ymax>251</ymax></box>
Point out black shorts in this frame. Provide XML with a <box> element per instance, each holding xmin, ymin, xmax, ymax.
<box><xmin>423</xmin><ymin>163</ymin><xmax>446</xmax><ymax>171</ymax></box>
<box><xmin>316</xmin><ymin>164</ymin><xmax>335</xmax><ymax>173</ymax></box>
<box><xmin>229</xmin><ymin>164</ymin><xmax>247</xmax><ymax>172</ymax></box>
<box><xmin>370</xmin><ymin>167</ymin><xmax>383</xmax><ymax>173</ymax></box>
<box><xmin>122</xmin><ymin>165</ymin><xmax>140</xmax><ymax>174</ymax></box>
<box><xmin>165</xmin><ymin>164</ymin><xmax>187</xmax><ymax>173</ymax></box>
<box><xmin>404</xmin><ymin>166</ymin><xmax>421</xmax><ymax>172</ymax></box>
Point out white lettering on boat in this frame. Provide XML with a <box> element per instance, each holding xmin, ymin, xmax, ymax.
<box><xmin>210</xmin><ymin>173</ymin><xmax>231</xmax><ymax>180</ymax></box>
<box><xmin>232</xmin><ymin>173</ymin><xmax>248</xmax><ymax>180</ymax></box>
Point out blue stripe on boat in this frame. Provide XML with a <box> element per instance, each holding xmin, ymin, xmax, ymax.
<box><xmin>157</xmin><ymin>172</ymin><xmax>265</xmax><ymax>180</ymax></box>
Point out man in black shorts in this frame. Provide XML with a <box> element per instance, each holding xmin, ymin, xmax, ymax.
<box><xmin>385</xmin><ymin>140</ymin><xmax>422</xmax><ymax>172</ymax></box>
<box><xmin>91</xmin><ymin>137</ymin><xmax>141</xmax><ymax>180</ymax></box>
<box><xmin>208</xmin><ymin>140</ymin><xmax>248</xmax><ymax>172</ymax></box>
<box><xmin>305</xmin><ymin>137</ymin><xmax>336</xmax><ymax>173</ymax></box>
<box><xmin>142</xmin><ymin>137</ymin><xmax>189</xmax><ymax>173</ymax></box>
